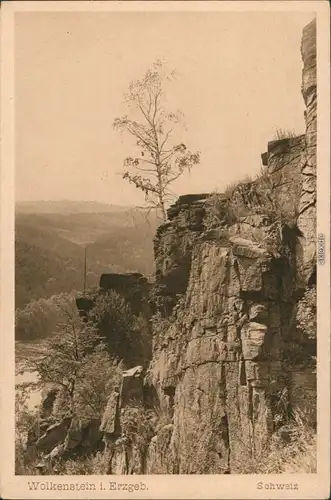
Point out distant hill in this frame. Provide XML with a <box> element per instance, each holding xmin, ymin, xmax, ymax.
<box><xmin>15</xmin><ymin>201</ymin><xmax>160</xmax><ymax>309</ymax></box>
<box><xmin>16</xmin><ymin>200</ymin><xmax>133</xmax><ymax>215</ymax></box>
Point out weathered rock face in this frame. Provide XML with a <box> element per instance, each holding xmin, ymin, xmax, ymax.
<box><xmin>153</xmin><ymin>195</ymin><xmax>209</xmax><ymax>315</ymax></box>
<box><xmin>40</xmin><ymin>387</ymin><xmax>60</xmax><ymax>419</ymax></box>
<box><xmin>99</xmin><ymin>365</ymin><xmax>156</xmax><ymax>474</ymax></box>
<box><xmin>143</xmin><ymin>19</ymin><xmax>316</xmax><ymax>474</ymax></box>
<box><xmin>120</xmin><ymin>366</ymin><xmax>144</xmax><ymax>407</ymax></box>
<box><xmin>261</xmin><ymin>135</ymin><xmax>305</xmax><ymax>215</ymax></box>
<box><xmin>35</xmin><ymin>417</ymin><xmax>72</xmax><ymax>454</ymax></box>
<box><xmin>64</xmin><ymin>418</ymin><xmax>103</xmax><ymax>452</ymax></box>
<box><xmin>41</xmin><ymin>19</ymin><xmax>314</xmax><ymax>475</ymax></box>
<box><xmin>297</xmin><ymin>19</ymin><xmax>317</xmax><ymax>288</ymax></box>
<box><xmin>150</xmin><ymin>227</ymin><xmax>291</xmax><ymax>472</ymax></box>
<box><xmin>145</xmin><ymin>424</ymin><xmax>175</xmax><ymax>474</ymax></box>
<box><xmin>100</xmin><ymin>391</ymin><xmax>120</xmax><ymax>436</ymax></box>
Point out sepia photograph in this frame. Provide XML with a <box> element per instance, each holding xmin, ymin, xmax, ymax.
<box><xmin>1</xmin><ymin>1</ymin><xmax>330</xmax><ymax>499</ymax></box>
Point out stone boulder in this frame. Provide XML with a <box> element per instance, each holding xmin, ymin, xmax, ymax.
<box><xmin>120</xmin><ymin>366</ymin><xmax>144</xmax><ymax>408</ymax></box>
<box><xmin>80</xmin><ymin>419</ymin><xmax>103</xmax><ymax>450</ymax></box>
<box><xmin>36</xmin><ymin>417</ymin><xmax>72</xmax><ymax>453</ymax></box>
<box><xmin>100</xmin><ymin>391</ymin><xmax>120</xmax><ymax>435</ymax></box>
<box><xmin>63</xmin><ymin>418</ymin><xmax>83</xmax><ymax>451</ymax></box>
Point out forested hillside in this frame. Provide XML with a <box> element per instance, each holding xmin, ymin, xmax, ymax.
<box><xmin>15</xmin><ymin>202</ymin><xmax>158</xmax><ymax>311</ymax></box>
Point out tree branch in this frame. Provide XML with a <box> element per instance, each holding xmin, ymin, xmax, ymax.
<box><xmin>127</xmin><ymin>126</ymin><xmax>157</xmax><ymax>153</ymax></box>
<box><xmin>159</xmin><ymin>129</ymin><xmax>173</xmax><ymax>152</ymax></box>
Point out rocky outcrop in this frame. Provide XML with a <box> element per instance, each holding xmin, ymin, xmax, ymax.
<box><xmin>35</xmin><ymin>417</ymin><xmax>72</xmax><ymax>454</ymax></box>
<box><xmin>29</xmin><ymin>19</ymin><xmax>316</xmax><ymax>475</ymax></box>
<box><xmin>76</xmin><ymin>272</ymin><xmax>153</xmax><ymax>367</ymax></box>
<box><xmin>100</xmin><ymin>391</ymin><xmax>120</xmax><ymax>436</ymax></box>
<box><xmin>76</xmin><ymin>272</ymin><xmax>151</xmax><ymax>317</ymax></box>
<box><xmin>86</xmin><ymin>19</ymin><xmax>316</xmax><ymax>475</ymax></box>
<box><xmin>153</xmin><ymin>195</ymin><xmax>209</xmax><ymax>315</ymax></box>
<box><xmin>40</xmin><ymin>387</ymin><xmax>60</xmax><ymax>419</ymax></box>
<box><xmin>297</xmin><ymin>19</ymin><xmax>317</xmax><ymax>288</ymax></box>
<box><xmin>120</xmin><ymin>366</ymin><xmax>144</xmax><ymax>407</ymax></box>
<box><xmin>120</xmin><ymin>19</ymin><xmax>315</xmax><ymax>474</ymax></box>
<box><xmin>261</xmin><ymin>135</ymin><xmax>305</xmax><ymax>215</ymax></box>
<box><xmin>149</xmin><ymin>222</ymin><xmax>293</xmax><ymax>472</ymax></box>
<box><xmin>64</xmin><ymin>418</ymin><xmax>103</xmax><ymax>452</ymax></box>
<box><xmin>99</xmin><ymin>273</ymin><xmax>151</xmax><ymax>316</ymax></box>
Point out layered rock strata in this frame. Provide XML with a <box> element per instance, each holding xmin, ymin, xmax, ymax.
<box><xmin>29</xmin><ymin>19</ymin><xmax>316</xmax><ymax>475</ymax></box>
<box><xmin>297</xmin><ymin>19</ymin><xmax>317</xmax><ymax>288</ymax></box>
<box><xmin>98</xmin><ymin>18</ymin><xmax>316</xmax><ymax>474</ymax></box>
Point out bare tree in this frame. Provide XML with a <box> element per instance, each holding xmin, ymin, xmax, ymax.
<box><xmin>114</xmin><ymin>60</ymin><xmax>200</xmax><ymax>221</ymax></box>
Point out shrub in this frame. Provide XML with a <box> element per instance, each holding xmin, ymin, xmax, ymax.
<box><xmin>90</xmin><ymin>450</ymin><xmax>111</xmax><ymax>474</ymax></box>
<box><xmin>120</xmin><ymin>403</ymin><xmax>156</xmax><ymax>450</ymax></box>
<box><xmin>88</xmin><ymin>290</ymin><xmax>152</xmax><ymax>366</ymax></box>
<box><xmin>203</xmin><ymin>191</ymin><xmax>239</xmax><ymax>230</ymax></box>
<box><xmin>273</xmin><ymin>128</ymin><xmax>297</xmax><ymax>140</ymax></box>
<box><xmin>233</xmin><ymin>409</ymin><xmax>316</xmax><ymax>474</ymax></box>
<box><xmin>149</xmin><ymin>284</ymin><xmax>179</xmax><ymax>318</ymax></box>
<box><xmin>254</xmin><ymin>164</ymin><xmax>269</xmax><ymax>182</ymax></box>
<box><xmin>52</xmin><ymin>455</ymin><xmax>95</xmax><ymax>475</ymax></box>
<box><xmin>119</xmin><ymin>401</ymin><xmax>172</xmax><ymax>451</ymax></box>
<box><xmin>204</xmin><ymin>165</ymin><xmax>299</xmax><ymax>232</ymax></box>
<box><xmin>223</xmin><ymin>182</ymin><xmax>238</xmax><ymax>200</ymax></box>
<box><xmin>51</xmin><ymin>353</ymin><xmax>123</xmax><ymax>424</ymax></box>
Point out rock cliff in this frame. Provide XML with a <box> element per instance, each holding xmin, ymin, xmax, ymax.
<box><xmin>30</xmin><ymin>19</ymin><xmax>317</xmax><ymax>475</ymax></box>
<box><xmin>93</xmin><ymin>19</ymin><xmax>316</xmax><ymax>475</ymax></box>
<box><xmin>297</xmin><ymin>19</ymin><xmax>317</xmax><ymax>289</ymax></box>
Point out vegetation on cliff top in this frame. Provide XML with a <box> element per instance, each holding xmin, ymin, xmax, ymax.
<box><xmin>203</xmin><ymin>163</ymin><xmax>300</xmax><ymax>235</ymax></box>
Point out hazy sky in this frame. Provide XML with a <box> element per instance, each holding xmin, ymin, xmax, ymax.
<box><xmin>15</xmin><ymin>10</ymin><xmax>314</xmax><ymax>206</ymax></box>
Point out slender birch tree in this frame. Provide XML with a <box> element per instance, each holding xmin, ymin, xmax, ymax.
<box><xmin>114</xmin><ymin>61</ymin><xmax>200</xmax><ymax>221</ymax></box>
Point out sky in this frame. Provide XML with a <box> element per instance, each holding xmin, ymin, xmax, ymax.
<box><xmin>15</xmin><ymin>10</ymin><xmax>315</xmax><ymax>207</ymax></box>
